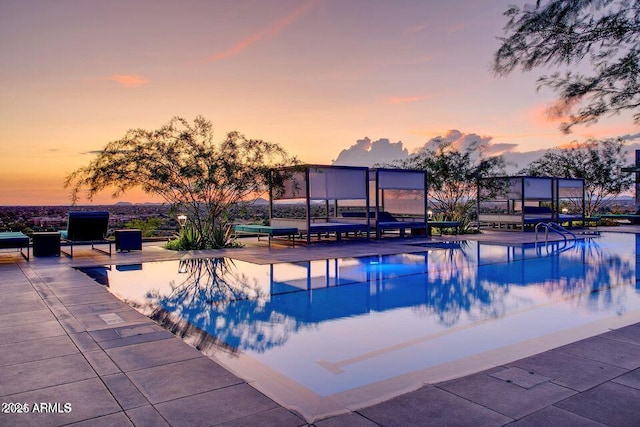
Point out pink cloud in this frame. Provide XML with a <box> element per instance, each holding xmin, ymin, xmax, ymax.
<box><xmin>106</xmin><ymin>74</ymin><xmax>149</xmax><ymax>88</ymax></box>
<box><xmin>207</xmin><ymin>0</ymin><xmax>317</xmax><ymax>61</ymax></box>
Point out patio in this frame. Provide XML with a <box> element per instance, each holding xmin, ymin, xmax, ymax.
<box><xmin>1</xmin><ymin>231</ymin><xmax>640</xmax><ymax>426</ymax></box>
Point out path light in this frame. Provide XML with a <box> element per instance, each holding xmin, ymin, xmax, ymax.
<box><xmin>177</xmin><ymin>214</ymin><xmax>188</xmax><ymax>228</ymax></box>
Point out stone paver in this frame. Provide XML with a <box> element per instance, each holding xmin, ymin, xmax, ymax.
<box><xmin>555</xmin><ymin>381</ymin><xmax>640</xmax><ymax>426</ymax></box>
<box><xmin>104</xmin><ymin>337</ymin><xmax>203</xmax><ymax>372</ymax></box>
<box><xmin>358</xmin><ymin>385</ymin><xmax>512</xmax><ymax>426</ymax></box>
<box><xmin>555</xmin><ymin>336</ymin><xmax>640</xmax><ymax>370</ymax></box>
<box><xmin>508</xmin><ymin>406</ymin><xmax>606</xmax><ymax>426</ymax></box>
<box><xmin>438</xmin><ymin>366</ymin><xmax>577</xmax><ymax>420</ymax></box>
<box><xmin>154</xmin><ymin>383</ymin><xmax>279</xmax><ymax>426</ymax></box>
<box><xmin>508</xmin><ymin>349</ymin><xmax>628</xmax><ymax>392</ymax></box>
<box><xmin>126</xmin><ymin>357</ymin><xmax>243</xmax><ymax>404</ymax></box>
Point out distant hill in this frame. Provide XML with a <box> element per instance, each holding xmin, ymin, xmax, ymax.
<box><xmin>250</xmin><ymin>198</ymin><xmax>269</xmax><ymax>205</ymax></box>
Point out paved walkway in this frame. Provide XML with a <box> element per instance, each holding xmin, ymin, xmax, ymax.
<box><xmin>0</xmin><ymin>231</ymin><xmax>639</xmax><ymax>426</ymax></box>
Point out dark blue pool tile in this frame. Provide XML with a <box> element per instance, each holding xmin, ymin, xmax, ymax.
<box><xmin>509</xmin><ymin>349</ymin><xmax>628</xmax><ymax>392</ymax></box>
<box><xmin>438</xmin><ymin>367</ymin><xmax>576</xmax><ymax>420</ymax></box>
<box><xmin>555</xmin><ymin>381</ymin><xmax>640</xmax><ymax>425</ymax></box>
<box><xmin>357</xmin><ymin>385</ymin><xmax>512</xmax><ymax>426</ymax></box>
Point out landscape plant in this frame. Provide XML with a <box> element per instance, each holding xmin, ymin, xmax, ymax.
<box><xmin>393</xmin><ymin>138</ymin><xmax>506</xmax><ymax>231</ymax></box>
<box><xmin>65</xmin><ymin>116</ymin><xmax>295</xmax><ymax>249</ymax></box>
<box><xmin>519</xmin><ymin>138</ymin><xmax>633</xmax><ymax>216</ymax></box>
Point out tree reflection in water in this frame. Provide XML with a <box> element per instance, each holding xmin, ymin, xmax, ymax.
<box><xmin>136</xmin><ymin>236</ymin><xmax>636</xmax><ymax>355</ymax></box>
<box><xmin>145</xmin><ymin>257</ymin><xmax>302</xmax><ymax>355</ymax></box>
<box><xmin>412</xmin><ymin>242</ymin><xmax>509</xmax><ymax>327</ymax></box>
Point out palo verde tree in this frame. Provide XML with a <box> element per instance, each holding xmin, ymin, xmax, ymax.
<box><xmin>494</xmin><ymin>0</ymin><xmax>640</xmax><ymax>133</ymax></box>
<box><xmin>519</xmin><ymin>138</ymin><xmax>633</xmax><ymax>215</ymax></box>
<box><xmin>65</xmin><ymin>116</ymin><xmax>295</xmax><ymax>249</ymax></box>
<box><xmin>393</xmin><ymin>138</ymin><xmax>506</xmax><ymax>228</ymax></box>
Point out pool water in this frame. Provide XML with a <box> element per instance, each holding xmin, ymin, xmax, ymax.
<box><xmin>80</xmin><ymin>232</ymin><xmax>640</xmax><ymax>412</ymax></box>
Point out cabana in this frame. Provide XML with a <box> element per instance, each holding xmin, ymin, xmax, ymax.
<box><xmin>477</xmin><ymin>176</ymin><xmax>555</xmax><ymax>230</ymax></box>
<box><xmin>556</xmin><ymin>178</ymin><xmax>585</xmax><ymax>226</ymax></box>
<box><xmin>368</xmin><ymin>168</ymin><xmax>427</xmax><ymax>238</ymax></box>
<box><xmin>478</xmin><ymin>176</ymin><xmax>585</xmax><ymax>230</ymax></box>
<box><xmin>269</xmin><ymin>165</ymin><xmax>370</xmax><ymax>243</ymax></box>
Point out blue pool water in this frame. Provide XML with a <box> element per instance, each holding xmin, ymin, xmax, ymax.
<box><xmin>81</xmin><ymin>232</ymin><xmax>640</xmax><ymax>399</ymax></box>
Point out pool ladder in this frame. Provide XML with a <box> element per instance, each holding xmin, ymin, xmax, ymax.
<box><xmin>535</xmin><ymin>221</ymin><xmax>576</xmax><ymax>243</ymax></box>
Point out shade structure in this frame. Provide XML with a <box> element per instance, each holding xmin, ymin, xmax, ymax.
<box><xmin>477</xmin><ymin>176</ymin><xmax>584</xmax><ymax>230</ymax></box>
<box><xmin>369</xmin><ymin>168</ymin><xmax>428</xmax><ymax>238</ymax></box>
<box><xmin>270</xmin><ymin>165</ymin><xmax>371</xmax><ymax>243</ymax></box>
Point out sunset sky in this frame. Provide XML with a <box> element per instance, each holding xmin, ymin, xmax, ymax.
<box><xmin>2</xmin><ymin>0</ymin><xmax>639</xmax><ymax>205</ymax></box>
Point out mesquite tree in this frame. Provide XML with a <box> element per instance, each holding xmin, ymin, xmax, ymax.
<box><xmin>519</xmin><ymin>138</ymin><xmax>633</xmax><ymax>215</ymax></box>
<box><xmin>65</xmin><ymin>116</ymin><xmax>294</xmax><ymax>249</ymax></box>
<box><xmin>494</xmin><ymin>0</ymin><xmax>640</xmax><ymax>133</ymax></box>
<box><xmin>394</xmin><ymin>138</ymin><xmax>506</xmax><ymax>227</ymax></box>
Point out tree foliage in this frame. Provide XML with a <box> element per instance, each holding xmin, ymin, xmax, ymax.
<box><xmin>394</xmin><ymin>139</ymin><xmax>506</xmax><ymax>226</ymax></box>
<box><xmin>519</xmin><ymin>138</ymin><xmax>633</xmax><ymax>215</ymax></box>
<box><xmin>65</xmin><ymin>116</ymin><xmax>295</xmax><ymax>249</ymax></box>
<box><xmin>494</xmin><ymin>0</ymin><xmax>640</xmax><ymax>133</ymax></box>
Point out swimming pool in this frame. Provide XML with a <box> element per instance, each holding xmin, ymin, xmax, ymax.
<box><xmin>80</xmin><ymin>232</ymin><xmax>640</xmax><ymax>419</ymax></box>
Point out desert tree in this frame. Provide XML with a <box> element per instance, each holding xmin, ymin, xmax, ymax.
<box><xmin>519</xmin><ymin>137</ymin><xmax>633</xmax><ymax>215</ymax></box>
<box><xmin>393</xmin><ymin>138</ymin><xmax>506</xmax><ymax>228</ymax></box>
<box><xmin>65</xmin><ymin>116</ymin><xmax>295</xmax><ymax>249</ymax></box>
<box><xmin>494</xmin><ymin>0</ymin><xmax>640</xmax><ymax>133</ymax></box>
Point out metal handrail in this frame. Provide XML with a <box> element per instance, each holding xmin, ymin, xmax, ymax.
<box><xmin>535</xmin><ymin>221</ymin><xmax>576</xmax><ymax>242</ymax></box>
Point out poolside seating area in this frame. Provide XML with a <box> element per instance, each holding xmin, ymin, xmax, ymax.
<box><xmin>0</xmin><ymin>231</ymin><xmax>30</xmax><ymax>260</ymax></box>
<box><xmin>601</xmin><ymin>211</ymin><xmax>640</xmax><ymax>225</ymax></box>
<box><xmin>60</xmin><ymin>211</ymin><xmax>113</xmax><ymax>257</ymax></box>
<box><xmin>233</xmin><ymin>224</ymin><xmax>299</xmax><ymax>247</ymax></box>
<box><xmin>478</xmin><ymin>176</ymin><xmax>586</xmax><ymax>230</ymax></box>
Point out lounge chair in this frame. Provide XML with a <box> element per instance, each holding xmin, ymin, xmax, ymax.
<box><xmin>60</xmin><ymin>211</ymin><xmax>112</xmax><ymax>257</ymax></box>
<box><xmin>0</xmin><ymin>231</ymin><xmax>30</xmax><ymax>261</ymax></box>
<box><xmin>234</xmin><ymin>224</ymin><xmax>298</xmax><ymax>247</ymax></box>
<box><xmin>601</xmin><ymin>209</ymin><xmax>640</xmax><ymax>225</ymax></box>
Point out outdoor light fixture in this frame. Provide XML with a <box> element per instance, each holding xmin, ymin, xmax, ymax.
<box><xmin>177</xmin><ymin>214</ymin><xmax>188</xmax><ymax>228</ymax></box>
<box><xmin>562</xmin><ymin>208</ymin><xmax>568</xmax><ymax>214</ymax></box>
<box><xmin>427</xmin><ymin>210</ymin><xmax>433</xmax><ymax>220</ymax></box>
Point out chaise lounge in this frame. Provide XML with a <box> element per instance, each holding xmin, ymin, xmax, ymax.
<box><xmin>60</xmin><ymin>211</ymin><xmax>112</xmax><ymax>257</ymax></box>
<box><xmin>0</xmin><ymin>231</ymin><xmax>30</xmax><ymax>261</ymax></box>
<box><xmin>234</xmin><ymin>224</ymin><xmax>299</xmax><ymax>247</ymax></box>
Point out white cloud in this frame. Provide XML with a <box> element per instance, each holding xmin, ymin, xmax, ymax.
<box><xmin>333</xmin><ymin>137</ymin><xmax>409</xmax><ymax>167</ymax></box>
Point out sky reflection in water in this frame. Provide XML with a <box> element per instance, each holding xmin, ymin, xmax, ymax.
<box><xmin>82</xmin><ymin>233</ymin><xmax>640</xmax><ymax>395</ymax></box>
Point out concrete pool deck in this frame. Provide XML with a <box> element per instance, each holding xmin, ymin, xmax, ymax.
<box><xmin>0</xmin><ymin>229</ymin><xmax>639</xmax><ymax>426</ymax></box>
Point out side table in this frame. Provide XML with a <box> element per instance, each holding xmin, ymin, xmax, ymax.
<box><xmin>32</xmin><ymin>232</ymin><xmax>61</xmax><ymax>257</ymax></box>
<box><xmin>115</xmin><ymin>229</ymin><xmax>142</xmax><ymax>252</ymax></box>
